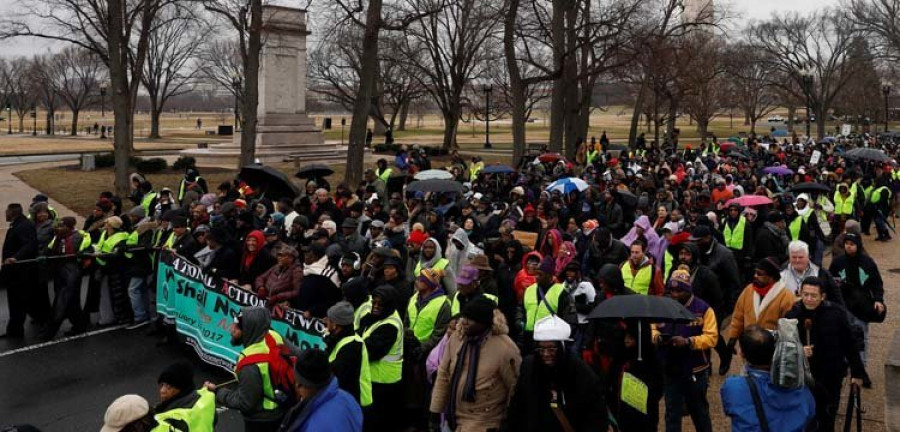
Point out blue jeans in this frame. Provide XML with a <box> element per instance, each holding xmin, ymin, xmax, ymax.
<box><xmin>127</xmin><ymin>276</ymin><xmax>149</xmax><ymax>323</ymax></box>
<box><xmin>664</xmin><ymin>369</ymin><xmax>713</xmax><ymax>432</ymax></box>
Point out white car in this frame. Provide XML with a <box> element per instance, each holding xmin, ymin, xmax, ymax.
<box><xmin>767</xmin><ymin>115</ymin><xmax>785</xmax><ymax>123</ymax></box>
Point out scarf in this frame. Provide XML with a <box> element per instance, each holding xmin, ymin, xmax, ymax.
<box><xmin>753</xmin><ymin>282</ymin><xmax>774</xmax><ymax>298</ymax></box>
<box><xmin>446</xmin><ymin>330</ymin><xmax>489</xmax><ymax>430</ymax></box>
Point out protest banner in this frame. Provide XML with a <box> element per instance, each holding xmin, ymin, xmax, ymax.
<box><xmin>156</xmin><ymin>251</ymin><xmax>326</xmax><ymax>371</ymax></box>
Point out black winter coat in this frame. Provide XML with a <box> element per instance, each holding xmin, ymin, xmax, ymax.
<box><xmin>829</xmin><ymin>252</ymin><xmax>884</xmax><ymax>323</ymax></box>
<box><xmin>1</xmin><ymin>216</ymin><xmax>38</xmax><ymax>284</ymax></box>
<box><xmin>785</xmin><ymin>302</ymin><xmax>868</xmax><ymax>381</ymax></box>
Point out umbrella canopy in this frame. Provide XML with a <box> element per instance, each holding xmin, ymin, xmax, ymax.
<box><xmin>726</xmin><ymin>194</ymin><xmax>773</xmax><ymax>207</ymax></box>
<box><xmin>772</xmin><ymin>130</ymin><xmax>789</xmax><ymax>137</ymax></box>
<box><xmin>822</xmin><ymin>137</ymin><xmax>837</xmax><ymax>143</ymax></box>
<box><xmin>615</xmin><ymin>189</ymin><xmax>638</xmax><ymax>207</ymax></box>
<box><xmin>587</xmin><ymin>294</ymin><xmax>696</xmax><ymax>322</ymax></box>
<box><xmin>538</xmin><ymin>153</ymin><xmax>565</xmax><ymax>163</ymax></box>
<box><xmin>414</xmin><ymin>169</ymin><xmax>454</xmax><ymax>181</ymax></box>
<box><xmin>239</xmin><ymin>164</ymin><xmax>300</xmax><ymax>200</ymax></box>
<box><xmin>546</xmin><ymin>177</ymin><xmax>589</xmax><ymax>194</ymax></box>
<box><xmin>727</xmin><ymin>150</ymin><xmax>751</xmax><ymax>160</ymax></box>
<box><xmin>720</xmin><ymin>142</ymin><xmax>738</xmax><ymax>151</ymax></box>
<box><xmin>406</xmin><ymin>179</ymin><xmax>463</xmax><ymax>194</ymax></box>
<box><xmin>482</xmin><ymin>164</ymin><xmax>516</xmax><ymax>175</ymax></box>
<box><xmin>294</xmin><ymin>163</ymin><xmax>334</xmax><ymax>179</ymax></box>
<box><xmin>843</xmin><ymin>147</ymin><xmax>891</xmax><ymax>163</ymax></box>
<box><xmin>762</xmin><ymin>166</ymin><xmax>794</xmax><ymax>176</ymax></box>
<box><xmin>727</xmin><ymin>137</ymin><xmax>742</xmax><ymax>143</ymax></box>
<box><xmin>792</xmin><ymin>182</ymin><xmax>830</xmax><ymax>194</ymax></box>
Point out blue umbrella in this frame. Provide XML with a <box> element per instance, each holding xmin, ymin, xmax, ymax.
<box><xmin>762</xmin><ymin>166</ymin><xmax>793</xmax><ymax>176</ymax></box>
<box><xmin>482</xmin><ymin>164</ymin><xmax>516</xmax><ymax>174</ymax></box>
<box><xmin>822</xmin><ymin>137</ymin><xmax>837</xmax><ymax>143</ymax></box>
<box><xmin>546</xmin><ymin>177</ymin><xmax>589</xmax><ymax>194</ymax></box>
<box><xmin>772</xmin><ymin>130</ymin><xmax>789</xmax><ymax>137</ymax></box>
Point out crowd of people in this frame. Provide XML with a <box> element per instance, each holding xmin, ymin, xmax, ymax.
<box><xmin>0</xmin><ymin>130</ymin><xmax>893</xmax><ymax>432</ymax></box>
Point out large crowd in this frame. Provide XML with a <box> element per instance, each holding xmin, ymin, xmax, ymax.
<box><xmin>0</xmin><ymin>130</ymin><xmax>894</xmax><ymax>432</ymax></box>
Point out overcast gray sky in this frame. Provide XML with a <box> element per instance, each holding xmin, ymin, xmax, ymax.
<box><xmin>0</xmin><ymin>0</ymin><xmax>839</xmax><ymax>58</ymax></box>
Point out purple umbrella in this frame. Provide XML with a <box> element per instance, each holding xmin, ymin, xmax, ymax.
<box><xmin>762</xmin><ymin>166</ymin><xmax>794</xmax><ymax>176</ymax></box>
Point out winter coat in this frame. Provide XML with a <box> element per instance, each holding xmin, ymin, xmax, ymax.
<box><xmin>295</xmin><ymin>258</ymin><xmax>342</xmax><ymax>318</ymax></box>
<box><xmin>753</xmin><ymin>222</ymin><xmax>789</xmax><ymax>264</ymax></box>
<box><xmin>582</xmin><ymin>237</ymin><xmax>629</xmax><ymax>278</ymax></box>
<box><xmin>697</xmin><ymin>240</ymin><xmax>742</xmax><ymax>310</ymax></box>
<box><xmin>204</xmin><ymin>244</ymin><xmax>241</xmax><ymax>281</ymax></box>
<box><xmin>727</xmin><ymin>282</ymin><xmax>796</xmax><ymax>340</ymax></box>
<box><xmin>779</xmin><ymin>262</ymin><xmax>844</xmax><ymax>306</ymax></box>
<box><xmin>676</xmin><ymin>242</ymin><xmax>724</xmax><ymax>314</ymax></box>
<box><xmin>721</xmin><ymin>367</ymin><xmax>815</xmax><ymax>432</ymax></box>
<box><xmin>255</xmin><ymin>262</ymin><xmax>303</xmax><ymax>306</ymax></box>
<box><xmin>1</xmin><ymin>215</ymin><xmax>38</xmax><ymax>285</ymax></box>
<box><xmin>278</xmin><ymin>377</ymin><xmax>363</xmax><ymax>432</ymax></box>
<box><xmin>785</xmin><ymin>302</ymin><xmax>868</xmax><ymax>381</ymax></box>
<box><xmin>829</xmin><ymin>251</ymin><xmax>884</xmax><ymax>323</ymax></box>
<box><xmin>513</xmin><ymin>251</ymin><xmax>543</xmax><ymax>302</ymax></box>
<box><xmin>415</xmin><ymin>237</ymin><xmax>458</xmax><ymax>295</ymax></box>
<box><xmin>430</xmin><ymin>310</ymin><xmax>522</xmax><ymax>431</ymax></box>
<box><xmin>506</xmin><ymin>351</ymin><xmax>607</xmax><ymax>432</ymax></box>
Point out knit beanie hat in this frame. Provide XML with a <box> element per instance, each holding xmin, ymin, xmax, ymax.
<box><xmin>327</xmin><ymin>301</ymin><xmax>355</xmax><ymax>327</ymax></box>
<box><xmin>157</xmin><ymin>362</ymin><xmax>194</xmax><ymax>394</ymax></box>
<box><xmin>461</xmin><ymin>295</ymin><xmax>496</xmax><ymax>326</ymax></box>
<box><xmin>755</xmin><ymin>257</ymin><xmax>782</xmax><ymax>280</ymax></box>
<box><xmin>105</xmin><ymin>216</ymin><xmax>123</xmax><ymax>230</ymax></box>
<box><xmin>294</xmin><ymin>349</ymin><xmax>332</xmax><ymax>389</ymax></box>
<box><xmin>668</xmin><ymin>267</ymin><xmax>692</xmax><ymax>293</ymax></box>
<box><xmin>417</xmin><ymin>268</ymin><xmax>443</xmax><ymax>291</ymax></box>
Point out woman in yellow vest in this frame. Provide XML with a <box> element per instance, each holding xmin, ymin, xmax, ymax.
<box><xmin>518</xmin><ymin>256</ymin><xmax>577</xmax><ymax>352</ymax></box>
<box><xmin>415</xmin><ymin>237</ymin><xmax>457</xmax><ymax>294</ymax></box>
<box><xmin>155</xmin><ymin>362</ymin><xmax>216</xmax><ymax>432</ymax></box>
<box><xmin>358</xmin><ymin>284</ymin><xmax>405</xmax><ymax>431</ymax></box>
<box><xmin>407</xmin><ymin>268</ymin><xmax>451</xmax><ymax>351</ymax></box>
<box><xmin>96</xmin><ymin>216</ymin><xmax>133</xmax><ymax>326</ymax></box>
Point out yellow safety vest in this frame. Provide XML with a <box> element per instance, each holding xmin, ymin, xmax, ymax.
<box><xmin>362</xmin><ymin>310</ymin><xmax>403</xmax><ymax>384</ymax></box>
<box><xmin>863</xmin><ymin>185</ymin><xmax>874</xmax><ymax>201</ymax></box>
<box><xmin>152</xmin><ymin>388</ymin><xmax>216</xmax><ymax>432</ymax></box>
<box><xmin>663</xmin><ymin>251</ymin><xmax>674</xmax><ymax>281</ymax></box>
<box><xmin>178</xmin><ymin>176</ymin><xmax>202</xmax><ymax>202</ymax></box>
<box><xmin>621</xmin><ymin>262</ymin><xmax>653</xmax><ymax>295</ymax></box>
<box><xmin>871</xmin><ymin>186</ymin><xmax>892</xmax><ymax>204</ymax></box>
<box><xmin>407</xmin><ymin>293</ymin><xmax>449</xmax><ymax>342</ymax></box>
<box><xmin>96</xmin><ymin>231</ymin><xmax>129</xmax><ymax>266</ymax></box>
<box><xmin>449</xmin><ymin>292</ymin><xmax>498</xmax><ymax>316</ymax></box>
<box><xmin>236</xmin><ymin>330</ymin><xmax>285</xmax><ymax>411</ymax></box>
<box><xmin>723</xmin><ymin>216</ymin><xmax>747</xmax><ymax>250</ymax></box>
<box><xmin>354</xmin><ymin>298</ymin><xmax>372</xmax><ymax>332</ymax></box>
<box><xmin>328</xmin><ymin>334</ymin><xmax>373</xmax><ymax>407</ymax></box>
<box><xmin>141</xmin><ymin>192</ymin><xmax>158</xmax><ymax>215</ymax></box>
<box><xmin>376</xmin><ymin>168</ymin><xmax>393</xmax><ymax>183</ymax></box>
<box><xmin>789</xmin><ymin>212</ymin><xmax>811</xmax><ymax>241</ymax></box>
<box><xmin>414</xmin><ymin>258</ymin><xmax>449</xmax><ymax>277</ymax></box>
<box><xmin>586</xmin><ymin>150</ymin><xmax>599</xmax><ymax>166</ymax></box>
<box><xmin>523</xmin><ymin>283</ymin><xmax>565</xmax><ymax>332</ymax></box>
<box><xmin>834</xmin><ymin>192</ymin><xmax>855</xmax><ymax>216</ymax></box>
<box><xmin>48</xmin><ymin>230</ymin><xmax>92</xmax><ymax>254</ymax></box>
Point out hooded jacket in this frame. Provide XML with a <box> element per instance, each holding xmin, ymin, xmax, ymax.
<box><xmin>277</xmin><ymin>377</ymin><xmax>363</xmax><ymax>432</ymax></box>
<box><xmin>621</xmin><ymin>216</ymin><xmax>665</xmax><ymax>265</ymax></box>
<box><xmin>675</xmin><ymin>242</ymin><xmax>723</xmax><ymax>313</ymax></box>
<box><xmin>216</xmin><ymin>307</ymin><xmax>298</xmax><ymax>422</ymax></box>
<box><xmin>513</xmin><ymin>251</ymin><xmax>543</xmax><ymax>302</ymax></box>
<box><xmin>698</xmin><ymin>238</ymin><xmax>741</xmax><ymax>310</ymax></box>
<box><xmin>358</xmin><ymin>285</ymin><xmax>403</xmax><ymax>364</ymax></box>
<box><xmin>239</xmin><ymin>230</ymin><xmax>276</xmax><ymax>286</ymax></box>
<box><xmin>446</xmin><ymin>228</ymin><xmax>477</xmax><ymax>278</ymax></box>
<box><xmin>416</xmin><ymin>237</ymin><xmax>458</xmax><ymax>295</ymax></box>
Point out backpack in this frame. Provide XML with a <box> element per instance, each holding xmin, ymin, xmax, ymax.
<box><xmin>770</xmin><ymin>318</ymin><xmax>814</xmax><ymax>389</ymax></box>
<box><xmin>235</xmin><ymin>332</ymin><xmax>298</xmax><ymax>407</ymax></box>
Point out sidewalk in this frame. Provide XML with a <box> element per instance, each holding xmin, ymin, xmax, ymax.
<box><xmin>0</xmin><ymin>161</ymin><xmax>85</xmax><ymax>238</ymax></box>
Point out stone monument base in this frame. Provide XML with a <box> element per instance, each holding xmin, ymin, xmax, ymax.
<box><xmin>181</xmin><ymin>113</ymin><xmax>345</xmax><ymax>168</ymax></box>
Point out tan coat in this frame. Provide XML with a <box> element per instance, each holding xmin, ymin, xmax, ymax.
<box><xmin>430</xmin><ymin>310</ymin><xmax>522</xmax><ymax>431</ymax></box>
<box><xmin>728</xmin><ymin>281</ymin><xmax>797</xmax><ymax>340</ymax></box>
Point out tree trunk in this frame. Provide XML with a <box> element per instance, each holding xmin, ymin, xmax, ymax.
<box><xmin>816</xmin><ymin>105</ymin><xmax>826</xmax><ymax>141</ymax></box>
<box><xmin>441</xmin><ymin>109</ymin><xmax>460</xmax><ymax>151</ymax></box>
<box><xmin>71</xmin><ymin>109</ymin><xmax>80</xmax><ymax>136</ymax></box>
<box><xmin>548</xmin><ymin>0</ymin><xmax>566</xmax><ymax>152</ymax></box>
<box><xmin>628</xmin><ymin>82</ymin><xmax>646</xmax><ymax>148</ymax></box>
<box><xmin>750</xmin><ymin>119</ymin><xmax>757</xmax><ymax>136</ymax></box>
<box><xmin>744</xmin><ymin>109</ymin><xmax>750</xmax><ymax>126</ymax></box>
<box><xmin>786</xmin><ymin>106</ymin><xmax>796</xmax><ymax>132</ymax></box>
<box><xmin>562</xmin><ymin>1</ymin><xmax>579</xmax><ymax>159</ymax></box>
<box><xmin>344</xmin><ymin>0</ymin><xmax>383</xmax><ymax>186</ymax></box>
<box><xmin>698</xmin><ymin>119</ymin><xmax>709</xmax><ymax>141</ymax></box>
<box><xmin>107</xmin><ymin>0</ymin><xmax>134</xmax><ymax>197</ymax></box>
<box><xmin>239</xmin><ymin>0</ymin><xmax>263</xmax><ymax>168</ymax></box>
<box><xmin>149</xmin><ymin>97</ymin><xmax>161</xmax><ymax>139</ymax></box>
<box><xmin>665</xmin><ymin>99</ymin><xmax>678</xmax><ymax>144</ymax></box>
<box><xmin>397</xmin><ymin>99</ymin><xmax>410</xmax><ymax>131</ymax></box>
<box><xmin>505</xmin><ymin>0</ymin><xmax>527</xmax><ymax>166</ymax></box>
<box><xmin>18</xmin><ymin>115</ymin><xmax>24</xmax><ymax>133</ymax></box>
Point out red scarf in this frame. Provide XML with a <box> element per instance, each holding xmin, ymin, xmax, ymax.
<box><xmin>753</xmin><ymin>282</ymin><xmax>774</xmax><ymax>298</ymax></box>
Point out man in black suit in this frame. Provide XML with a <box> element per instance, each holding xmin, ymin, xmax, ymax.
<box><xmin>2</xmin><ymin>203</ymin><xmax>48</xmax><ymax>338</ymax></box>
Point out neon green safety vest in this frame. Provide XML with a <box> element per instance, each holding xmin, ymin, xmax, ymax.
<box><xmin>523</xmin><ymin>283</ymin><xmax>565</xmax><ymax>332</ymax></box>
<box><xmin>586</xmin><ymin>150</ymin><xmax>598</xmax><ymax>166</ymax></box>
<box><xmin>362</xmin><ymin>310</ymin><xmax>403</xmax><ymax>384</ymax></box>
<box><xmin>663</xmin><ymin>251</ymin><xmax>674</xmax><ymax>281</ymax></box>
<box><xmin>893</xmin><ymin>171</ymin><xmax>900</xmax><ymax>181</ymax></box>
<box><xmin>470</xmin><ymin>162</ymin><xmax>484</xmax><ymax>181</ymax></box>
<box><xmin>871</xmin><ymin>186</ymin><xmax>892</xmax><ymax>204</ymax></box>
<box><xmin>48</xmin><ymin>230</ymin><xmax>92</xmax><ymax>253</ymax></box>
<box><xmin>164</xmin><ymin>229</ymin><xmax>190</xmax><ymax>250</ymax></box>
<box><xmin>354</xmin><ymin>298</ymin><xmax>372</xmax><ymax>332</ymax></box>
<box><xmin>863</xmin><ymin>185</ymin><xmax>874</xmax><ymax>201</ymax></box>
<box><xmin>152</xmin><ymin>388</ymin><xmax>216</xmax><ymax>432</ymax></box>
<box><xmin>407</xmin><ymin>294</ymin><xmax>449</xmax><ymax>342</ymax></box>
<box><xmin>449</xmin><ymin>291</ymin><xmax>498</xmax><ymax>316</ymax></box>
<box><xmin>178</xmin><ymin>176</ymin><xmax>202</xmax><ymax>202</ymax></box>
<box><xmin>376</xmin><ymin>168</ymin><xmax>393</xmax><ymax>182</ymax></box>
<box><xmin>723</xmin><ymin>216</ymin><xmax>747</xmax><ymax>250</ymax></box>
<box><xmin>96</xmin><ymin>231</ymin><xmax>129</xmax><ymax>266</ymax></box>
<box><xmin>328</xmin><ymin>334</ymin><xmax>373</xmax><ymax>407</ymax></box>
<box><xmin>237</xmin><ymin>330</ymin><xmax>285</xmax><ymax>411</ymax></box>
<box><xmin>414</xmin><ymin>258</ymin><xmax>449</xmax><ymax>277</ymax></box>
<box><xmin>141</xmin><ymin>192</ymin><xmax>158</xmax><ymax>215</ymax></box>
<box><xmin>789</xmin><ymin>212</ymin><xmax>811</xmax><ymax>241</ymax></box>
<box><xmin>621</xmin><ymin>262</ymin><xmax>653</xmax><ymax>295</ymax></box>
<box><xmin>834</xmin><ymin>191</ymin><xmax>855</xmax><ymax>216</ymax></box>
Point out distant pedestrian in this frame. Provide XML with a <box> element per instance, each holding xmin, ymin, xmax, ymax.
<box><xmin>1</xmin><ymin>203</ymin><xmax>47</xmax><ymax>338</ymax></box>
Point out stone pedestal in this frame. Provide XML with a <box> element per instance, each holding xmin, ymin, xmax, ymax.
<box><xmin>183</xmin><ymin>6</ymin><xmax>340</xmax><ymax>167</ymax></box>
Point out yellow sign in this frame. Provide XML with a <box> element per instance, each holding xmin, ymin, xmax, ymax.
<box><xmin>621</xmin><ymin>372</ymin><xmax>649</xmax><ymax>414</ymax></box>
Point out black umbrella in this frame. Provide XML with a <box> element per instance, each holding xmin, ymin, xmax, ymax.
<box><xmin>295</xmin><ymin>164</ymin><xmax>334</xmax><ymax>179</ymax></box>
<box><xmin>727</xmin><ymin>150</ymin><xmax>751</xmax><ymax>160</ymax></box>
<box><xmin>843</xmin><ymin>147</ymin><xmax>891</xmax><ymax>163</ymax></box>
<box><xmin>615</xmin><ymin>189</ymin><xmax>638</xmax><ymax>207</ymax></box>
<box><xmin>406</xmin><ymin>179</ymin><xmax>464</xmax><ymax>194</ymax></box>
<box><xmin>239</xmin><ymin>164</ymin><xmax>301</xmax><ymax>200</ymax></box>
<box><xmin>792</xmin><ymin>182</ymin><xmax>831</xmax><ymax>194</ymax></box>
<box><xmin>587</xmin><ymin>294</ymin><xmax>696</xmax><ymax>322</ymax></box>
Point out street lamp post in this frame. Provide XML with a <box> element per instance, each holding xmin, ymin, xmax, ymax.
<box><xmin>100</xmin><ymin>84</ymin><xmax>107</xmax><ymax>118</ymax></box>
<box><xmin>801</xmin><ymin>73</ymin><xmax>813</xmax><ymax>139</ymax></box>
<box><xmin>31</xmin><ymin>104</ymin><xmax>37</xmax><ymax>136</ymax></box>
<box><xmin>341</xmin><ymin>117</ymin><xmax>346</xmax><ymax>146</ymax></box>
<box><xmin>484</xmin><ymin>85</ymin><xmax>492</xmax><ymax>149</ymax></box>
<box><xmin>883</xmin><ymin>85</ymin><xmax>891</xmax><ymax>133</ymax></box>
<box><xmin>5</xmin><ymin>104</ymin><xmax>10</xmax><ymax>134</ymax></box>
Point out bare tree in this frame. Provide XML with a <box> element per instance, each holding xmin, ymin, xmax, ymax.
<box><xmin>680</xmin><ymin>34</ymin><xmax>727</xmax><ymax>140</ymax></box>
<box><xmin>28</xmin><ymin>55</ymin><xmax>61</xmax><ymax>135</ymax></box>
<box><xmin>2</xmin><ymin>58</ymin><xmax>35</xmax><ymax>133</ymax></box>
<box><xmin>45</xmin><ymin>47</ymin><xmax>104</xmax><ymax>136</ymax></box>
<box><xmin>726</xmin><ymin>43</ymin><xmax>780</xmax><ymax>135</ymax></box>
<box><xmin>848</xmin><ymin>0</ymin><xmax>900</xmax><ymax>60</ymax></box>
<box><xmin>197</xmin><ymin>38</ymin><xmax>244</xmax><ymax>114</ymax></box>
<box><xmin>142</xmin><ymin>4</ymin><xmax>208</xmax><ymax>139</ymax></box>
<box><xmin>748</xmin><ymin>11</ymin><xmax>859</xmax><ymax>140</ymax></box>
<box><xmin>1</xmin><ymin>0</ymin><xmax>176</xmax><ymax>195</ymax></box>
